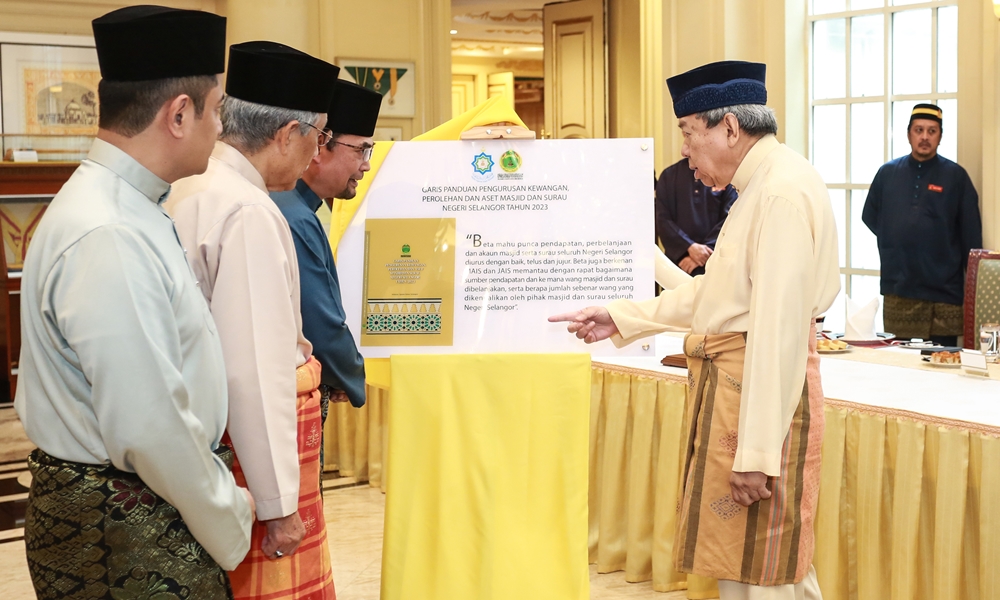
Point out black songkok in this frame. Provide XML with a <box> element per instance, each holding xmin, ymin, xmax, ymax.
<box><xmin>909</xmin><ymin>103</ymin><xmax>943</xmax><ymax>126</ymax></box>
<box><xmin>327</xmin><ymin>80</ymin><xmax>383</xmax><ymax>137</ymax></box>
<box><xmin>666</xmin><ymin>61</ymin><xmax>767</xmax><ymax>118</ymax></box>
<box><xmin>92</xmin><ymin>5</ymin><xmax>226</xmax><ymax>81</ymax></box>
<box><xmin>226</xmin><ymin>42</ymin><xmax>339</xmax><ymax>113</ymax></box>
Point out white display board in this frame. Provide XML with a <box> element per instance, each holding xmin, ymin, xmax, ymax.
<box><xmin>338</xmin><ymin>138</ymin><xmax>655</xmax><ymax>356</ymax></box>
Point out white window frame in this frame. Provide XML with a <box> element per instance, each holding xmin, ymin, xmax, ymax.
<box><xmin>808</xmin><ymin>0</ymin><xmax>959</xmax><ymax>306</ymax></box>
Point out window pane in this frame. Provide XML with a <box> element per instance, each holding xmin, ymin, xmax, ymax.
<box><xmin>850</xmin><ymin>0</ymin><xmax>883</xmax><ymax>8</ymax></box>
<box><xmin>812</xmin><ymin>0</ymin><xmax>847</xmax><ymax>15</ymax></box>
<box><xmin>850</xmin><ymin>275</ymin><xmax>884</xmax><ymax>333</ymax></box>
<box><xmin>891</xmin><ymin>99</ymin><xmax>922</xmax><ymax>160</ymax></box>
<box><xmin>822</xmin><ymin>274</ymin><xmax>848</xmax><ymax>335</ymax></box>
<box><xmin>814</xmin><ymin>19</ymin><xmax>846</xmax><ymax>99</ymax></box>
<box><xmin>938</xmin><ymin>98</ymin><xmax>957</xmax><ymax>161</ymax></box>
<box><xmin>937</xmin><ymin>5</ymin><xmax>958</xmax><ymax>93</ymax></box>
<box><xmin>851</xmin><ymin>15</ymin><xmax>884</xmax><ymax>97</ymax></box>
<box><xmin>893</xmin><ymin>9</ymin><xmax>931</xmax><ymax>95</ymax></box>
<box><xmin>892</xmin><ymin>0</ymin><xmax>925</xmax><ymax>5</ymax></box>
<box><xmin>851</xmin><ymin>102</ymin><xmax>884</xmax><ymax>183</ymax></box>
<box><xmin>828</xmin><ymin>189</ymin><xmax>847</xmax><ymax>268</ymax></box>
<box><xmin>851</xmin><ymin>189</ymin><xmax>880</xmax><ymax>270</ymax></box>
<box><xmin>813</xmin><ymin>105</ymin><xmax>847</xmax><ymax>183</ymax></box>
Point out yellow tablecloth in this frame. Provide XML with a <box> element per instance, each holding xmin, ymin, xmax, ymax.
<box><xmin>322</xmin><ymin>356</ymin><xmax>1000</xmax><ymax>599</ymax></box>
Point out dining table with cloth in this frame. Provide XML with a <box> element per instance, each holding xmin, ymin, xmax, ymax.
<box><xmin>319</xmin><ymin>335</ymin><xmax>1000</xmax><ymax>599</ymax></box>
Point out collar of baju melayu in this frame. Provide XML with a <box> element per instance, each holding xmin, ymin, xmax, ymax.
<box><xmin>906</xmin><ymin>153</ymin><xmax>940</xmax><ymax>169</ymax></box>
<box><xmin>87</xmin><ymin>138</ymin><xmax>170</xmax><ymax>204</ymax></box>
<box><xmin>730</xmin><ymin>134</ymin><xmax>780</xmax><ymax>194</ymax></box>
<box><xmin>295</xmin><ymin>179</ymin><xmax>324</xmax><ymax>213</ymax></box>
<box><xmin>211</xmin><ymin>140</ymin><xmax>268</xmax><ymax>193</ymax></box>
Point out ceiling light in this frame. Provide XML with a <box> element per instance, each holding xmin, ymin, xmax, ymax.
<box><xmin>450</xmin><ymin>29</ymin><xmax>458</xmax><ymax>35</ymax></box>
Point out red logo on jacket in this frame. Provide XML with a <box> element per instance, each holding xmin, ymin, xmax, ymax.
<box><xmin>928</xmin><ymin>184</ymin><xmax>944</xmax><ymax>193</ymax></box>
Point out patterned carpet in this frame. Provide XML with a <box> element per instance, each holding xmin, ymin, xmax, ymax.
<box><xmin>0</xmin><ymin>406</ymin><xmax>34</xmax><ymax>465</ymax></box>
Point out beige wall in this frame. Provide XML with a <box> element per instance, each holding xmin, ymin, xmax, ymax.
<box><xmin>628</xmin><ymin>0</ymin><xmax>995</xmax><ymax>248</ymax></box>
<box><xmin>2</xmin><ymin>0</ymin><xmax>997</xmax><ymax>245</ymax></box>
<box><xmin>0</xmin><ymin>0</ymin><xmax>452</xmax><ymax>139</ymax></box>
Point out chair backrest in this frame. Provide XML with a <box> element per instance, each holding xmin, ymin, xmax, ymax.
<box><xmin>964</xmin><ymin>249</ymin><xmax>1000</xmax><ymax>348</ymax></box>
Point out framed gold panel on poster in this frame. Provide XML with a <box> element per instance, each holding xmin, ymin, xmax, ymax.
<box><xmin>361</xmin><ymin>217</ymin><xmax>456</xmax><ymax>346</ymax></box>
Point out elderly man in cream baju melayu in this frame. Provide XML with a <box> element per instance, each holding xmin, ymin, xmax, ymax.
<box><xmin>552</xmin><ymin>61</ymin><xmax>839</xmax><ymax>600</ymax></box>
<box><xmin>166</xmin><ymin>42</ymin><xmax>339</xmax><ymax>599</ymax></box>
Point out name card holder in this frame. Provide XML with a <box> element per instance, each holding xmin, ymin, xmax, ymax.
<box><xmin>961</xmin><ymin>349</ymin><xmax>991</xmax><ymax>377</ymax></box>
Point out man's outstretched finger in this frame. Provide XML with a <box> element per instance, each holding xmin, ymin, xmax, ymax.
<box><xmin>548</xmin><ymin>311</ymin><xmax>582</xmax><ymax>323</ymax></box>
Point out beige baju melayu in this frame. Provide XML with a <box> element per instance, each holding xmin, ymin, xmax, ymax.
<box><xmin>606</xmin><ymin>135</ymin><xmax>839</xmax><ymax>598</ymax></box>
<box><xmin>165</xmin><ymin>141</ymin><xmax>335</xmax><ymax>598</ymax></box>
<box><xmin>166</xmin><ymin>141</ymin><xmax>309</xmax><ymax>520</ymax></box>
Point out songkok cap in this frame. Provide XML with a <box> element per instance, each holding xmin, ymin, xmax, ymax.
<box><xmin>92</xmin><ymin>5</ymin><xmax>226</xmax><ymax>81</ymax></box>
<box><xmin>909</xmin><ymin>103</ymin><xmax>942</xmax><ymax>126</ymax></box>
<box><xmin>226</xmin><ymin>41</ymin><xmax>339</xmax><ymax>113</ymax></box>
<box><xmin>327</xmin><ymin>80</ymin><xmax>383</xmax><ymax>137</ymax></box>
<box><xmin>666</xmin><ymin>60</ymin><xmax>767</xmax><ymax>118</ymax></box>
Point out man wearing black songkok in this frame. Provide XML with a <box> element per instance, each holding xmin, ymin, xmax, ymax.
<box><xmin>16</xmin><ymin>6</ymin><xmax>254</xmax><ymax>599</ymax></box>
<box><xmin>166</xmin><ymin>40</ymin><xmax>339</xmax><ymax>600</ymax></box>
<box><xmin>271</xmin><ymin>80</ymin><xmax>382</xmax><ymax>472</ymax></box>
<box><xmin>862</xmin><ymin>104</ymin><xmax>982</xmax><ymax>346</ymax></box>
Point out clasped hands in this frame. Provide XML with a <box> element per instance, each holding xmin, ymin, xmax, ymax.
<box><xmin>678</xmin><ymin>242</ymin><xmax>713</xmax><ymax>274</ymax></box>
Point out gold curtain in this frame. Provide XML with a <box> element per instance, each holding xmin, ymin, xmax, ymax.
<box><xmin>323</xmin><ymin>384</ymin><xmax>389</xmax><ymax>492</ymax></box>
<box><xmin>327</xmin><ymin>365</ymin><xmax>1000</xmax><ymax>599</ymax></box>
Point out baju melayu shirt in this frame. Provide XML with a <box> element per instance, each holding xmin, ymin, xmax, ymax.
<box><xmin>655</xmin><ymin>157</ymin><xmax>738</xmax><ymax>273</ymax></box>
<box><xmin>606</xmin><ymin>135</ymin><xmax>840</xmax><ymax>477</ymax></box>
<box><xmin>14</xmin><ymin>138</ymin><xmax>252</xmax><ymax>570</ymax></box>
<box><xmin>165</xmin><ymin>141</ymin><xmax>312</xmax><ymax>522</ymax></box>
<box><xmin>862</xmin><ymin>154</ymin><xmax>981</xmax><ymax>306</ymax></box>
<box><xmin>271</xmin><ymin>180</ymin><xmax>366</xmax><ymax>408</ymax></box>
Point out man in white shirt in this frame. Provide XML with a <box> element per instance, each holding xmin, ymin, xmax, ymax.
<box><xmin>165</xmin><ymin>41</ymin><xmax>339</xmax><ymax>600</ymax></box>
<box><xmin>551</xmin><ymin>61</ymin><xmax>838</xmax><ymax>599</ymax></box>
<box><xmin>16</xmin><ymin>6</ymin><xmax>254</xmax><ymax>599</ymax></box>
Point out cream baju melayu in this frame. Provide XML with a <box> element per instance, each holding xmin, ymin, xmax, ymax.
<box><xmin>165</xmin><ymin>140</ymin><xmax>310</xmax><ymax>522</ymax></box>
<box><xmin>606</xmin><ymin>135</ymin><xmax>839</xmax><ymax>598</ymax></box>
<box><xmin>16</xmin><ymin>138</ymin><xmax>253</xmax><ymax>571</ymax></box>
<box><xmin>166</xmin><ymin>141</ymin><xmax>335</xmax><ymax>599</ymax></box>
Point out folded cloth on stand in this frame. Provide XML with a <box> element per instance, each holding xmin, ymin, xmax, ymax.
<box><xmin>845</xmin><ymin>296</ymin><xmax>880</xmax><ymax>340</ymax></box>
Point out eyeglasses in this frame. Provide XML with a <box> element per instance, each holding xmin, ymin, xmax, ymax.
<box><xmin>301</xmin><ymin>122</ymin><xmax>334</xmax><ymax>146</ymax></box>
<box><xmin>330</xmin><ymin>140</ymin><xmax>375</xmax><ymax>162</ymax></box>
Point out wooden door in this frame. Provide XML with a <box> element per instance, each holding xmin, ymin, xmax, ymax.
<box><xmin>487</xmin><ymin>72</ymin><xmax>515</xmax><ymax>107</ymax></box>
<box><xmin>452</xmin><ymin>74</ymin><xmax>476</xmax><ymax>119</ymax></box>
<box><xmin>543</xmin><ymin>0</ymin><xmax>607</xmax><ymax>139</ymax></box>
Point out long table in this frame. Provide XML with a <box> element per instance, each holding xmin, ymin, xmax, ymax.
<box><xmin>321</xmin><ymin>339</ymin><xmax>1000</xmax><ymax>599</ymax></box>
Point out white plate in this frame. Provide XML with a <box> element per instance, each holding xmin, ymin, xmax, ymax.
<box><xmin>922</xmin><ymin>358</ymin><xmax>961</xmax><ymax>368</ymax></box>
<box><xmin>817</xmin><ymin>345</ymin><xmax>853</xmax><ymax>354</ymax></box>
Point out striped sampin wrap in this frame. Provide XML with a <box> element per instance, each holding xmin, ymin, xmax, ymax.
<box><xmin>674</xmin><ymin>325</ymin><xmax>824</xmax><ymax>585</ymax></box>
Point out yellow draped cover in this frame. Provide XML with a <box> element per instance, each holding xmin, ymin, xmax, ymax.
<box><xmin>380</xmin><ymin>354</ymin><xmax>591</xmax><ymax>600</ymax></box>
<box><xmin>327</xmin><ymin>363</ymin><xmax>1000</xmax><ymax>598</ymax></box>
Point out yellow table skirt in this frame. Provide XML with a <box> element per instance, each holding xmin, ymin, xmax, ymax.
<box><xmin>322</xmin><ymin>362</ymin><xmax>1000</xmax><ymax>599</ymax></box>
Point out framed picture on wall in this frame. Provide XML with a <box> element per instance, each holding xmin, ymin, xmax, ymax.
<box><xmin>336</xmin><ymin>58</ymin><xmax>416</xmax><ymax>118</ymax></box>
<box><xmin>0</xmin><ymin>32</ymin><xmax>99</xmax><ymax>136</ymax></box>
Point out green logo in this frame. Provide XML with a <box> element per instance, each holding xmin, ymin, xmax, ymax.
<box><xmin>401</xmin><ymin>244</ymin><xmax>410</xmax><ymax>254</ymax></box>
<box><xmin>500</xmin><ymin>150</ymin><xmax>522</xmax><ymax>173</ymax></box>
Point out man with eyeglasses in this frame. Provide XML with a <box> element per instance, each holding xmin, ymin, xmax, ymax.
<box><xmin>165</xmin><ymin>41</ymin><xmax>339</xmax><ymax>599</ymax></box>
<box><xmin>271</xmin><ymin>80</ymin><xmax>382</xmax><ymax>451</ymax></box>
